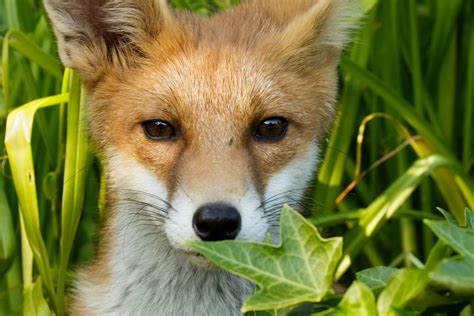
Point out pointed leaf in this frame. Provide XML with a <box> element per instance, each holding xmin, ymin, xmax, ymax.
<box><xmin>465</xmin><ymin>208</ymin><xmax>473</xmax><ymax>228</ymax></box>
<box><xmin>313</xmin><ymin>281</ymin><xmax>376</xmax><ymax>316</ymax></box>
<box><xmin>425</xmin><ymin>208</ymin><xmax>474</xmax><ymax>298</ymax></box>
<box><xmin>189</xmin><ymin>206</ymin><xmax>342</xmax><ymax>312</ymax></box>
<box><xmin>430</xmin><ymin>257</ymin><xmax>474</xmax><ymax>298</ymax></box>
<box><xmin>377</xmin><ymin>269</ymin><xmax>427</xmax><ymax>316</ymax></box>
<box><xmin>424</xmin><ymin>218</ymin><xmax>474</xmax><ymax>260</ymax></box>
<box><xmin>435</xmin><ymin>208</ymin><xmax>457</xmax><ymax>225</ymax></box>
<box><xmin>356</xmin><ymin>266</ymin><xmax>398</xmax><ymax>291</ymax></box>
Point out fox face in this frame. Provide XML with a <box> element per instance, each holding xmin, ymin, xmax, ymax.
<box><xmin>44</xmin><ymin>0</ymin><xmax>356</xmax><ymax>259</ymax></box>
<box><xmin>99</xmin><ymin>49</ymin><xmax>326</xmax><ymax>254</ymax></box>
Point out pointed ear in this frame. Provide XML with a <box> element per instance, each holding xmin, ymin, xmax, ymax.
<box><xmin>43</xmin><ymin>0</ymin><xmax>174</xmax><ymax>84</ymax></box>
<box><xmin>261</xmin><ymin>0</ymin><xmax>359</xmax><ymax>73</ymax></box>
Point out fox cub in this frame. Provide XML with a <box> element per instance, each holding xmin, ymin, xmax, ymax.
<box><xmin>44</xmin><ymin>0</ymin><xmax>356</xmax><ymax>314</ymax></box>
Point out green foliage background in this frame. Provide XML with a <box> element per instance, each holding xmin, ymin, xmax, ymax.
<box><xmin>0</xmin><ymin>0</ymin><xmax>473</xmax><ymax>314</ymax></box>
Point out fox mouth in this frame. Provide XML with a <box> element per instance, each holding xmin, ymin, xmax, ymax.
<box><xmin>183</xmin><ymin>250</ymin><xmax>203</xmax><ymax>258</ymax></box>
<box><xmin>182</xmin><ymin>250</ymin><xmax>215</xmax><ymax>268</ymax></box>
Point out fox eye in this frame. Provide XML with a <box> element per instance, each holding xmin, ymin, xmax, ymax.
<box><xmin>253</xmin><ymin>117</ymin><xmax>289</xmax><ymax>141</ymax></box>
<box><xmin>142</xmin><ymin>120</ymin><xmax>177</xmax><ymax>141</ymax></box>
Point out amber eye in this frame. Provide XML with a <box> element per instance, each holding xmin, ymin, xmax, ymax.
<box><xmin>253</xmin><ymin>117</ymin><xmax>289</xmax><ymax>141</ymax></box>
<box><xmin>142</xmin><ymin>120</ymin><xmax>177</xmax><ymax>141</ymax></box>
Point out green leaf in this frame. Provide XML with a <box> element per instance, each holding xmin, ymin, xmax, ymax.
<box><xmin>23</xmin><ymin>278</ymin><xmax>53</xmax><ymax>316</ymax></box>
<box><xmin>465</xmin><ymin>208</ymin><xmax>473</xmax><ymax>229</ymax></box>
<box><xmin>313</xmin><ymin>281</ymin><xmax>376</xmax><ymax>316</ymax></box>
<box><xmin>424</xmin><ymin>213</ymin><xmax>474</xmax><ymax>260</ymax></box>
<box><xmin>435</xmin><ymin>208</ymin><xmax>457</xmax><ymax>225</ymax></box>
<box><xmin>377</xmin><ymin>269</ymin><xmax>427</xmax><ymax>316</ymax></box>
<box><xmin>4</xmin><ymin>93</ymin><xmax>69</xmax><ymax>310</ymax></box>
<box><xmin>425</xmin><ymin>208</ymin><xmax>474</xmax><ymax>298</ymax></box>
<box><xmin>0</xmin><ymin>177</ymin><xmax>15</xmax><ymax>277</ymax></box>
<box><xmin>189</xmin><ymin>205</ymin><xmax>343</xmax><ymax>312</ymax></box>
<box><xmin>377</xmin><ymin>238</ymin><xmax>454</xmax><ymax>315</ymax></box>
<box><xmin>3</xmin><ymin>29</ymin><xmax>62</xmax><ymax>79</ymax></box>
<box><xmin>356</xmin><ymin>266</ymin><xmax>398</xmax><ymax>291</ymax></box>
<box><xmin>430</xmin><ymin>258</ymin><xmax>474</xmax><ymax>298</ymax></box>
<box><xmin>337</xmin><ymin>155</ymin><xmax>456</xmax><ymax>279</ymax></box>
<box><xmin>360</xmin><ymin>0</ymin><xmax>379</xmax><ymax>14</ymax></box>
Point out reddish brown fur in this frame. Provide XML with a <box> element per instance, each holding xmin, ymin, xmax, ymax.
<box><xmin>43</xmin><ymin>0</ymin><xmax>356</xmax><ymax>313</ymax></box>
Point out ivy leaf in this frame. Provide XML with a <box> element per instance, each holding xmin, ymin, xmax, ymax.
<box><xmin>430</xmin><ymin>259</ymin><xmax>474</xmax><ymax>297</ymax></box>
<box><xmin>188</xmin><ymin>205</ymin><xmax>342</xmax><ymax>312</ymax></box>
<box><xmin>313</xmin><ymin>281</ymin><xmax>376</xmax><ymax>316</ymax></box>
<box><xmin>356</xmin><ymin>266</ymin><xmax>398</xmax><ymax>292</ymax></box>
<box><xmin>377</xmin><ymin>268</ymin><xmax>429</xmax><ymax>316</ymax></box>
<box><xmin>425</xmin><ymin>208</ymin><xmax>474</xmax><ymax>298</ymax></box>
<box><xmin>465</xmin><ymin>207</ymin><xmax>473</xmax><ymax>228</ymax></box>
<box><xmin>435</xmin><ymin>207</ymin><xmax>457</xmax><ymax>225</ymax></box>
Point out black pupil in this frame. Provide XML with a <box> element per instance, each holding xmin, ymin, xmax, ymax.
<box><xmin>256</xmin><ymin>118</ymin><xmax>287</xmax><ymax>140</ymax></box>
<box><xmin>144</xmin><ymin>121</ymin><xmax>175</xmax><ymax>140</ymax></box>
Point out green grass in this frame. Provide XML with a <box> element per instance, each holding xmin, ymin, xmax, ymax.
<box><xmin>0</xmin><ymin>0</ymin><xmax>473</xmax><ymax>315</ymax></box>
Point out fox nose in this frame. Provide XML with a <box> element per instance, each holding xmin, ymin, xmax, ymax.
<box><xmin>193</xmin><ymin>203</ymin><xmax>241</xmax><ymax>241</ymax></box>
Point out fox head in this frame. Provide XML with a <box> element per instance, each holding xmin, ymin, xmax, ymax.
<box><xmin>44</xmin><ymin>0</ymin><xmax>356</xmax><ymax>257</ymax></box>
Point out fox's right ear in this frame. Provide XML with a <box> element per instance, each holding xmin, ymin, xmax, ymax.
<box><xmin>43</xmin><ymin>0</ymin><xmax>174</xmax><ymax>85</ymax></box>
<box><xmin>258</xmin><ymin>0</ymin><xmax>359</xmax><ymax>73</ymax></box>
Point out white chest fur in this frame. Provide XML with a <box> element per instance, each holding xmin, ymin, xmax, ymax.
<box><xmin>73</xmin><ymin>209</ymin><xmax>252</xmax><ymax>315</ymax></box>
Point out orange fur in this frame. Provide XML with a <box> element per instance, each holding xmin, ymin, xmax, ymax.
<box><xmin>43</xmin><ymin>0</ymin><xmax>358</xmax><ymax>314</ymax></box>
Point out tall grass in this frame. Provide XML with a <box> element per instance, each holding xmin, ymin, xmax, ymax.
<box><xmin>0</xmin><ymin>0</ymin><xmax>473</xmax><ymax>314</ymax></box>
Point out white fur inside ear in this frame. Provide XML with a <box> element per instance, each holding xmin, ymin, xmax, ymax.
<box><xmin>268</xmin><ymin>0</ymin><xmax>360</xmax><ymax>69</ymax></box>
<box><xmin>313</xmin><ymin>0</ymin><xmax>361</xmax><ymax>49</ymax></box>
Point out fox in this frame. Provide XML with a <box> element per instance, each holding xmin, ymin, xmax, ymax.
<box><xmin>43</xmin><ymin>0</ymin><xmax>356</xmax><ymax>314</ymax></box>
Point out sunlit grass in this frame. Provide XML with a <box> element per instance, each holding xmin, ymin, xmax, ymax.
<box><xmin>0</xmin><ymin>0</ymin><xmax>473</xmax><ymax>314</ymax></box>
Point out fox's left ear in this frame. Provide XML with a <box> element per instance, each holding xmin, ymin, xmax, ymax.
<box><xmin>262</xmin><ymin>0</ymin><xmax>359</xmax><ymax>72</ymax></box>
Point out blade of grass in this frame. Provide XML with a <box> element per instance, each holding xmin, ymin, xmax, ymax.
<box><xmin>56</xmin><ymin>71</ymin><xmax>90</xmax><ymax>316</ymax></box>
<box><xmin>0</xmin><ymin>176</ymin><xmax>15</xmax><ymax>277</ymax></box>
<box><xmin>3</xmin><ymin>30</ymin><xmax>62</xmax><ymax>80</ymax></box>
<box><xmin>426</xmin><ymin>0</ymin><xmax>463</xmax><ymax>85</ymax></box>
<box><xmin>1</xmin><ymin>29</ymin><xmax>62</xmax><ymax>120</ymax></box>
<box><xmin>312</xmin><ymin>10</ymin><xmax>377</xmax><ymax>216</ymax></box>
<box><xmin>5</xmin><ymin>256</ymin><xmax>22</xmax><ymax>314</ymax></box>
<box><xmin>315</xmin><ymin>209</ymin><xmax>441</xmax><ymax>227</ymax></box>
<box><xmin>4</xmin><ymin>93</ymin><xmax>69</xmax><ymax>312</ymax></box>
<box><xmin>3</xmin><ymin>0</ymin><xmax>20</xmax><ymax>29</ymax></box>
<box><xmin>336</xmin><ymin>155</ymin><xmax>456</xmax><ymax>279</ymax></box>
<box><xmin>19</xmin><ymin>210</ymin><xmax>32</xmax><ymax>287</ymax></box>
<box><xmin>339</xmin><ymin>57</ymin><xmax>444</xmax><ymax>156</ymax></box>
<box><xmin>407</xmin><ymin>0</ymin><xmax>423</xmax><ymax>114</ymax></box>
<box><xmin>340</xmin><ymin>57</ymin><xmax>474</xmax><ymax>215</ymax></box>
<box><xmin>463</xmin><ymin>5</ymin><xmax>474</xmax><ymax>171</ymax></box>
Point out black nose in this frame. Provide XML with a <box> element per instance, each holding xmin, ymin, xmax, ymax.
<box><xmin>193</xmin><ymin>203</ymin><xmax>241</xmax><ymax>241</ymax></box>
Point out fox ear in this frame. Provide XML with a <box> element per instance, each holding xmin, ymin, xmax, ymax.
<box><xmin>43</xmin><ymin>0</ymin><xmax>174</xmax><ymax>84</ymax></box>
<box><xmin>262</xmin><ymin>0</ymin><xmax>359</xmax><ymax>72</ymax></box>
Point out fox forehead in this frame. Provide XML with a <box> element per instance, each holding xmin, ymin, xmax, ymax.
<box><xmin>91</xmin><ymin>44</ymin><xmax>334</xmax><ymax>144</ymax></box>
<box><xmin>137</xmin><ymin>48</ymin><xmax>280</xmax><ymax>134</ymax></box>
